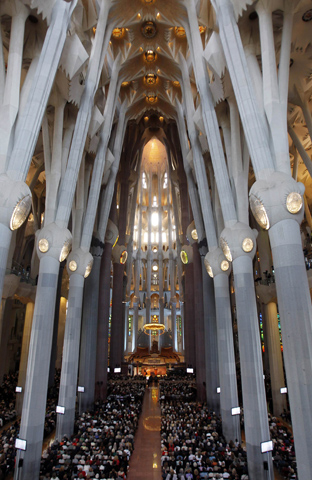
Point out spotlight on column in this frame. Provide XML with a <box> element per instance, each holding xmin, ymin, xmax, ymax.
<box><xmin>286</xmin><ymin>192</ymin><xmax>303</xmax><ymax>214</ymax></box>
<box><xmin>56</xmin><ymin>406</ymin><xmax>66</xmax><ymax>414</ymax></box>
<box><xmin>68</xmin><ymin>260</ymin><xmax>77</xmax><ymax>272</ymax></box>
<box><xmin>220</xmin><ymin>260</ymin><xmax>230</xmax><ymax>272</ymax></box>
<box><xmin>260</xmin><ymin>440</ymin><xmax>273</xmax><ymax>453</ymax></box>
<box><xmin>231</xmin><ymin>407</ymin><xmax>240</xmax><ymax>416</ymax></box>
<box><xmin>59</xmin><ymin>239</ymin><xmax>72</xmax><ymax>262</ymax></box>
<box><xmin>242</xmin><ymin>237</ymin><xmax>254</xmax><ymax>253</ymax></box>
<box><xmin>204</xmin><ymin>259</ymin><xmax>213</xmax><ymax>278</ymax></box>
<box><xmin>112</xmin><ymin>244</ymin><xmax>128</xmax><ymax>264</ymax></box>
<box><xmin>220</xmin><ymin>237</ymin><xmax>232</xmax><ymax>262</ymax></box>
<box><xmin>84</xmin><ymin>258</ymin><xmax>94</xmax><ymax>278</ymax></box>
<box><xmin>280</xmin><ymin>387</ymin><xmax>287</xmax><ymax>394</ymax></box>
<box><xmin>216</xmin><ymin>387</ymin><xmax>221</xmax><ymax>394</ymax></box>
<box><xmin>249</xmin><ymin>195</ymin><xmax>269</xmax><ymax>230</ymax></box>
<box><xmin>10</xmin><ymin>195</ymin><xmax>32</xmax><ymax>231</ymax></box>
<box><xmin>180</xmin><ymin>245</ymin><xmax>193</xmax><ymax>264</ymax></box>
<box><xmin>38</xmin><ymin>238</ymin><xmax>49</xmax><ymax>253</ymax></box>
<box><xmin>15</xmin><ymin>386</ymin><xmax>22</xmax><ymax>393</ymax></box>
<box><xmin>78</xmin><ymin>386</ymin><xmax>85</xmax><ymax>393</ymax></box>
<box><xmin>15</xmin><ymin>439</ymin><xmax>27</xmax><ymax>451</ymax></box>
<box><xmin>186</xmin><ymin>221</ymin><xmax>198</xmax><ymax>244</ymax></box>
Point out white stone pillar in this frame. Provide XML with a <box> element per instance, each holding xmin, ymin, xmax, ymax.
<box><xmin>56</xmin><ymin>248</ymin><xmax>92</xmax><ymax>439</ymax></box>
<box><xmin>220</xmin><ymin>222</ymin><xmax>273</xmax><ymax>480</ymax></box>
<box><xmin>15</xmin><ymin>223</ymin><xmax>71</xmax><ymax>480</ymax></box>
<box><xmin>263</xmin><ymin>302</ymin><xmax>287</xmax><ymax>416</ymax></box>
<box><xmin>0</xmin><ymin>1</ymin><xmax>29</xmax><ymax>172</ymax></box>
<box><xmin>16</xmin><ymin>302</ymin><xmax>34</xmax><ymax>416</ymax></box>
<box><xmin>56</xmin><ymin>297</ymin><xmax>67</xmax><ymax>370</ymax></box>
<box><xmin>205</xmin><ymin>248</ymin><xmax>240</xmax><ymax>442</ymax></box>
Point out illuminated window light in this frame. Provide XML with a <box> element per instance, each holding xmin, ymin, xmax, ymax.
<box><xmin>174</xmin><ymin>26</ymin><xmax>186</xmax><ymax>38</ymax></box>
<box><xmin>112</xmin><ymin>28</ymin><xmax>125</xmax><ymax>39</ymax></box>
<box><xmin>145</xmin><ymin>50</ymin><xmax>156</xmax><ymax>62</ymax></box>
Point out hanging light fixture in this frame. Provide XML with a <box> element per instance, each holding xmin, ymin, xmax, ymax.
<box><xmin>143</xmin><ymin>316</ymin><xmax>165</xmax><ymax>335</ymax></box>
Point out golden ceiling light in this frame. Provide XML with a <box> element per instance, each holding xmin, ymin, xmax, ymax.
<box><xmin>145</xmin><ymin>73</ymin><xmax>157</xmax><ymax>85</ymax></box>
<box><xmin>137</xmin><ymin>13</ymin><xmax>141</xmax><ymax>19</ymax></box>
<box><xmin>199</xmin><ymin>25</ymin><xmax>206</xmax><ymax>34</ymax></box>
<box><xmin>145</xmin><ymin>49</ymin><xmax>156</xmax><ymax>62</ymax></box>
<box><xmin>174</xmin><ymin>26</ymin><xmax>186</xmax><ymax>38</ymax></box>
<box><xmin>112</xmin><ymin>28</ymin><xmax>125</xmax><ymax>39</ymax></box>
<box><xmin>144</xmin><ymin>116</ymin><xmax>149</xmax><ymax>121</ymax></box>
<box><xmin>172</xmin><ymin>80</ymin><xmax>180</xmax><ymax>87</ymax></box>
<box><xmin>146</xmin><ymin>94</ymin><xmax>157</xmax><ymax>104</ymax></box>
<box><xmin>143</xmin><ymin>322</ymin><xmax>165</xmax><ymax>335</ymax></box>
<box><xmin>302</xmin><ymin>9</ymin><xmax>312</xmax><ymax>22</ymax></box>
<box><xmin>141</xmin><ymin>21</ymin><xmax>157</xmax><ymax>39</ymax></box>
<box><xmin>156</xmin><ymin>12</ymin><xmax>160</xmax><ymax>18</ymax></box>
<box><xmin>159</xmin><ymin>116</ymin><xmax>164</xmax><ymax>122</ymax></box>
<box><xmin>142</xmin><ymin>0</ymin><xmax>156</xmax><ymax>4</ymax></box>
<box><xmin>121</xmin><ymin>81</ymin><xmax>130</xmax><ymax>87</ymax></box>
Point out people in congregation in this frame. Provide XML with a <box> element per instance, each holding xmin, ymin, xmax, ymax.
<box><xmin>159</xmin><ymin>375</ymin><xmax>297</xmax><ymax>480</ymax></box>
<box><xmin>38</xmin><ymin>376</ymin><xmax>146</xmax><ymax>480</ymax></box>
<box><xmin>160</xmin><ymin>399</ymin><xmax>248</xmax><ymax>480</ymax></box>
<box><xmin>0</xmin><ymin>373</ymin><xmax>18</xmax><ymax>428</ymax></box>
<box><xmin>0</xmin><ymin>371</ymin><xmax>298</xmax><ymax>479</ymax></box>
<box><xmin>159</xmin><ymin>374</ymin><xmax>196</xmax><ymax>402</ymax></box>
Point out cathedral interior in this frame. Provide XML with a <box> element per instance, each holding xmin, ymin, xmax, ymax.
<box><xmin>0</xmin><ymin>0</ymin><xmax>312</xmax><ymax>478</ymax></box>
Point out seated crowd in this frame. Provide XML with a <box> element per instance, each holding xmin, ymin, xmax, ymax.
<box><xmin>0</xmin><ymin>371</ymin><xmax>297</xmax><ymax>479</ymax></box>
<box><xmin>159</xmin><ymin>374</ymin><xmax>196</xmax><ymax>402</ymax></box>
<box><xmin>0</xmin><ymin>373</ymin><xmax>18</xmax><ymax>428</ymax></box>
<box><xmin>38</xmin><ymin>377</ymin><xmax>146</xmax><ymax>480</ymax></box>
<box><xmin>159</xmin><ymin>375</ymin><xmax>297</xmax><ymax>480</ymax></box>
<box><xmin>0</xmin><ymin>371</ymin><xmax>60</xmax><ymax>477</ymax></box>
<box><xmin>160</xmin><ymin>400</ymin><xmax>248</xmax><ymax>480</ymax></box>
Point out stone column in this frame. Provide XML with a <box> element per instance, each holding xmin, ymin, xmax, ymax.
<box><xmin>110</xmin><ymin>262</ymin><xmax>126</xmax><ymax>370</ymax></box>
<box><xmin>48</xmin><ymin>262</ymin><xmax>65</xmax><ymax>387</ymax></box>
<box><xmin>184</xmin><ymin>263</ymin><xmax>195</xmax><ymax>369</ymax></box>
<box><xmin>110</xmin><ymin>169</ymin><xmax>129</xmax><ymax>370</ymax></box>
<box><xmin>0</xmin><ymin>1</ymin><xmax>77</xmax><ymax>309</ymax></box>
<box><xmin>132</xmin><ymin>178</ymin><xmax>143</xmax><ymax>352</ymax></box>
<box><xmin>221</xmin><ymin>223</ymin><xmax>273</xmax><ymax>480</ymax></box>
<box><xmin>145</xmin><ymin>172</ymin><xmax>152</xmax><ymax>328</ymax></box>
<box><xmin>205</xmin><ymin>248</ymin><xmax>240</xmax><ymax>442</ymax></box>
<box><xmin>78</xmin><ymin>240</ymin><xmax>103</xmax><ymax>414</ymax></box>
<box><xmin>201</xmin><ymin>258</ymin><xmax>220</xmax><ymax>412</ymax></box>
<box><xmin>0</xmin><ymin>0</ymin><xmax>29</xmax><ymax>172</ymax></box>
<box><xmin>0</xmin><ymin>298</ymin><xmax>14</xmax><ymax>382</ymax></box>
<box><xmin>14</xmin><ymin>225</ymin><xmax>72</xmax><ymax>480</ymax></box>
<box><xmin>263</xmin><ymin>302</ymin><xmax>287</xmax><ymax>416</ymax></box>
<box><xmin>158</xmin><ymin>173</ymin><xmax>164</xmax><ymax>329</ymax></box>
<box><xmin>132</xmin><ymin>257</ymin><xmax>140</xmax><ymax>354</ymax></box>
<box><xmin>95</xmin><ymin>240</ymin><xmax>113</xmax><ymax>401</ymax></box>
<box><xmin>192</xmin><ymin>243</ymin><xmax>206</xmax><ymax>402</ymax></box>
<box><xmin>55</xmin><ymin>248</ymin><xmax>93</xmax><ymax>440</ymax></box>
<box><xmin>16</xmin><ymin>302</ymin><xmax>34</xmax><ymax>416</ymax></box>
<box><xmin>55</xmin><ymin>297</ymin><xmax>67</xmax><ymax>370</ymax></box>
<box><xmin>167</xmin><ymin>199</ymin><xmax>177</xmax><ymax>351</ymax></box>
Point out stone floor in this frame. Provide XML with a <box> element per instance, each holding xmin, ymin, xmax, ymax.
<box><xmin>127</xmin><ymin>384</ymin><xmax>162</xmax><ymax>480</ymax></box>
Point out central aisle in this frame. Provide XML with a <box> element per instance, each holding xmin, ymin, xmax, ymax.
<box><xmin>127</xmin><ymin>383</ymin><xmax>162</xmax><ymax>480</ymax></box>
